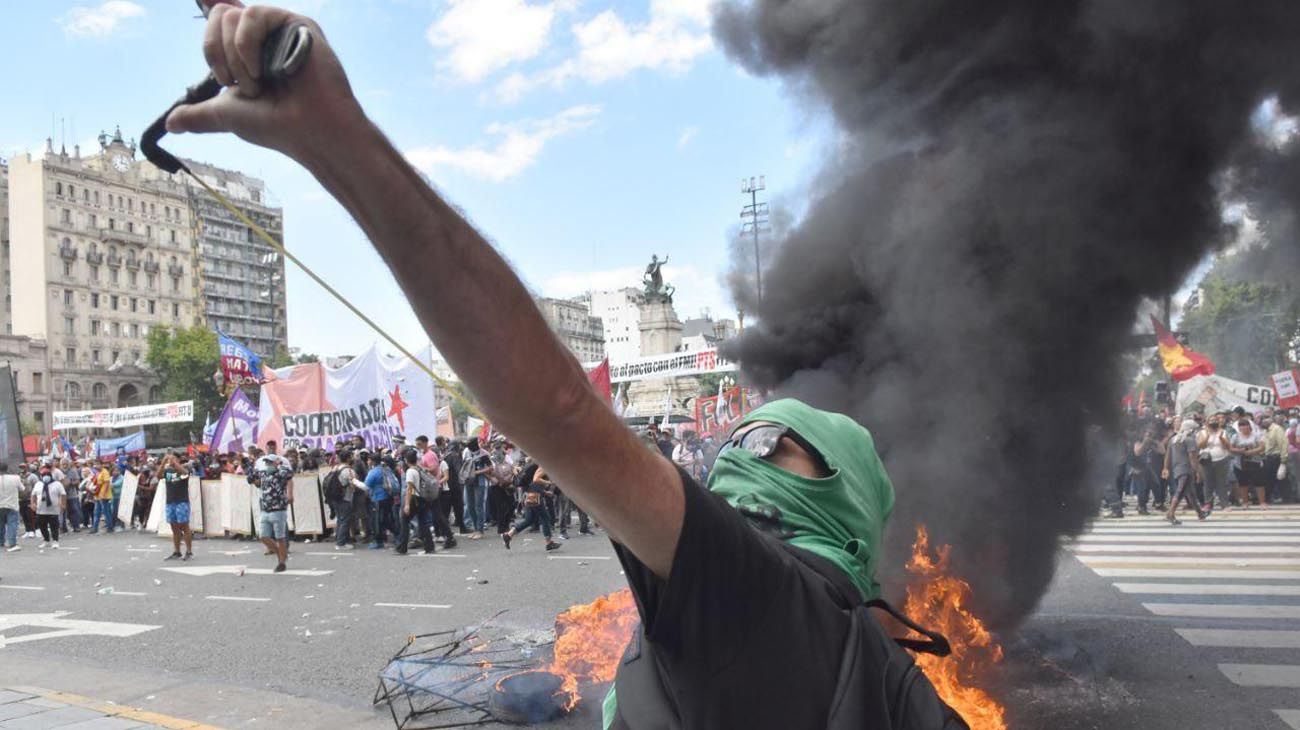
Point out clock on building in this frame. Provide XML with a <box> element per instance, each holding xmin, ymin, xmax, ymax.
<box><xmin>111</xmin><ymin>154</ymin><xmax>131</xmax><ymax>172</ymax></box>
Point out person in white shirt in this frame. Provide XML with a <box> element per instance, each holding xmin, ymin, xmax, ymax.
<box><xmin>31</xmin><ymin>469</ymin><xmax>66</xmax><ymax>549</ymax></box>
<box><xmin>0</xmin><ymin>463</ymin><xmax>22</xmax><ymax>552</ymax></box>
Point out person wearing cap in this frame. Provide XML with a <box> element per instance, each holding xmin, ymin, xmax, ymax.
<box><xmin>165</xmin><ymin>8</ymin><xmax>940</xmax><ymax>728</ymax></box>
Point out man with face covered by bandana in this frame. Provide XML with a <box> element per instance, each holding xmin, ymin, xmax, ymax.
<box><xmin>168</xmin><ymin>5</ymin><xmax>956</xmax><ymax>728</ymax></box>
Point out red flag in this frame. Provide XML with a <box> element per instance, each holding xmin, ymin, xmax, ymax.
<box><xmin>1151</xmin><ymin>315</ymin><xmax>1215</xmax><ymax>382</ymax></box>
<box><xmin>586</xmin><ymin>358</ymin><xmax>613</xmax><ymax>405</ymax></box>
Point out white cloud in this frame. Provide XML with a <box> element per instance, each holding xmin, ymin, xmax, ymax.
<box><xmin>427</xmin><ymin>0</ymin><xmax>571</xmax><ymax>83</ymax></box>
<box><xmin>677</xmin><ymin>125</ymin><xmax>699</xmax><ymax>149</ymax></box>
<box><xmin>492</xmin><ymin>0</ymin><xmax>713</xmax><ymax>102</ymax></box>
<box><xmin>406</xmin><ymin>104</ymin><xmax>601</xmax><ymax>182</ymax></box>
<box><xmin>58</xmin><ymin>1</ymin><xmax>145</xmax><ymax>38</ymax></box>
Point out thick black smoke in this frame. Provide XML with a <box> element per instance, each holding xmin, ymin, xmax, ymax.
<box><xmin>714</xmin><ymin>1</ymin><xmax>1300</xmax><ymax>626</ymax></box>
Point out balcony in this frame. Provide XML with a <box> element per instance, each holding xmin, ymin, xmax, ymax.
<box><xmin>106</xmin><ymin>252</ymin><xmax>123</xmax><ymax>268</ymax></box>
<box><xmin>99</xmin><ymin>227</ymin><xmax>148</xmax><ymax>248</ymax></box>
<box><xmin>58</xmin><ymin>243</ymin><xmax>78</xmax><ymax>260</ymax></box>
<box><xmin>125</xmin><ymin>257</ymin><xmax>142</xmax><ymax>271</ymax></box>
<box><xmin>85</xmin><ymin>249</ymin><xmax>104</xmax><ymax>265</ymax></box>
<box><xmin>143</xmin><ymin>260</ymin><xmax>160</xmax><ymax>273</ymax></box>
<box><xmin>168</xmin><ymin>263</ymin><xmax>185</xmax><ymax>277</ymax></box>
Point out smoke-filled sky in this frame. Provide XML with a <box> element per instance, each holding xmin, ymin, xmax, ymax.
<box><xmin>715</xmin><ymin>0</ymin><xmax>1300</xmax><ymax>626</ymax></box>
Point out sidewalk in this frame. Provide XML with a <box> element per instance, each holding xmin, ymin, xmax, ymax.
<box><xmin>0</xmin><ymin>687</ymin><xmax>221</xmax><ymax>729</ymax></box>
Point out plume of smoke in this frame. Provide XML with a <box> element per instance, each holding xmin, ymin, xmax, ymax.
<box><xmin>713</xmin><ymin>0</ymin><xmax>1300</xmax><ymax>626</ymax></box>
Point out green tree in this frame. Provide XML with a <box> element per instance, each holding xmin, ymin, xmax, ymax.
<box><xmin>295</xmin><ymin>352</ymin><xmax>320</xmax><ymax>364</ymax></box>
<box><xmin>1180</xmin><ymin>250</ymin><xmax>1300</xmax><ymax>383</ymax></box>
<box><xmin>20</xmin><ymin>417</ymin><xmax>39</xmax><ymax>436</ymax></box>
<box><xmin>146</xmin><ymin>325</ymin><xmax>223</xmax><ymax>442</ymax></box>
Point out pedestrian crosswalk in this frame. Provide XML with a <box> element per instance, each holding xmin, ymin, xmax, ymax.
<box><xmin>1067</xmin><ymin>505</ymin><xmax>1300</xmax><ymax>728</ymax></box>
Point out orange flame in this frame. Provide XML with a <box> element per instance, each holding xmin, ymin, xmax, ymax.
<box><xmin>546</xmin><ymin>588</ymin><xmax>639</xmax><ymax>710</ymax></box>
<box><xmin>904</xmin><ymin>526</ymin><xmax>1007</xmax><ymax>730</ymax></box>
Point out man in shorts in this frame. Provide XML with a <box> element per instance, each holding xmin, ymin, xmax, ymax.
<box><xmin>161</xmin><ymin>454</ymin><xmax>194</xmax><ymax>561</ymax></box>
<box><xmin>250</xmin><ymin>443</ymin><xmax>295</xmax><ymax>573</ymax></box>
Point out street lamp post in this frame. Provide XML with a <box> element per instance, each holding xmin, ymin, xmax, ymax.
<box><xmin>740</xmin><ymin>176</ymin><xmax>770</xmax><ymax>304</ymax></box>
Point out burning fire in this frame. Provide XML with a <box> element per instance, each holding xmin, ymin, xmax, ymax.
<box><xmin>904</xmin><ymin>526</ymin><xmax>1007</xmax><ymax>730</ymax></box>
<box><xmin>546</xmin><ymin>588</ymin><xmax>639</xmax><ymax>709</ymax></box>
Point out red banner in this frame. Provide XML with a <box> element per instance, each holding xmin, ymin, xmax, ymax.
<box><xmin>694</xmin><ymin>387</ymin><xmax>753</xmax><ymax>438</ymax></box>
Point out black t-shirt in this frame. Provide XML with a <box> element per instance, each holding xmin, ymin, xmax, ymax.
<box><xmin>163</xmin><ymin>470</ymin><xmax>189</xmax><ymax>504</ymax></box>
<box><xmin>609</xmin><ymin>469</ymin><xmax>850</xmax><ymax>729</ymax></box>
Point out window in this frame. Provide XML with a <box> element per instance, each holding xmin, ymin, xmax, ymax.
<box><xmin>128</xmin><ymin>271</ymin><xmax>137</xmax><ymax>287</ymax></box>
<box><xmin>130</xmin><ymin>297</ymin><xmax>138</xmax><ymax>313</ymax></box>
<box><xmin>63</xmin><ymin>289</ymin><xmax>72</xmax><ymax>305</ymax></box>
<box><xmin>63</xmin><ymin>261</ymin><xmax>73</xmax><ymax>277</ymax></box>
<box><xmin>111</xmin><ymin>351</ymin><xmax>119</xmax><ymax>364</ymax></box>
<box><xmin>88</xmin><ymin>213</ymin><xmax>96</xmax><ymax>228</ymax></box>
<box><xmin>130</xmin><ymin>323</ymin><xmax>139</xmax><ymax>338</ymax></box>
<box><xmin>170</xmin><ymin>229</ymin><xmax>177</xmax><ymax>244</ymax></box>
<box><xmin>141</xmin><ymin>324</ymin><xmax>149</xmax><ymax>336</ymax></box>
<box><xmin>172</xmin><ymin>302</ymin><xmax>180</xmax><ymax>318</ymax></box>
<box><xmin>126</xmin><ymin>221</ymin><xmax>134</xmax><ymax>233</ymax></box>
<box><xmin>117</xmin><ymin>195</ymin><xmax>123</xmax><ymax>208</ymax></box>
<box><xmin>64</xmin><ymin>316</ymin><xmax>75</xmax><ymax>334</ymax></box>
<box><xmin>172</xmin><ymin>276</ymin><xmax>182</xmax><ymax>292</ymax></box>
<box><xmin>91</xmin><ymin>293</ymin><xmax>99</xmax><ymax>308</ymax></box>
<box><xmin>147</xmin><ymin>300</ymin><xmax>156</xmax><ymax>315</ymax></box>
<box><xmin>110</xmin><ymin>295</ymin><xmax>118</xmax><ymax>311</ymax></box>
<box><xmin>94</xmin><ymin>191</ymin><xmax>100</xmax><ymax>205</ymax></box>
<box><xmin>128</xmin><ymin>199</ymin><xmax>134</xmax><ymax>212</ymax></box>
<box><xmin>111</xmin><ymin>322</ymin><xmax>120</xmax><ymax>337</ymax></box>
<box><xmin>92</xmin><ymin>383</ymin><xmax>107</xmax><ymax>399</ymax></box>
<box><xmin>65</xmin><ymin>381</ymin><xmax>80</xmax><ymax>399</ymax></box>
<box><xmin>61</xmin><ymin>208</ymin><xmax>71</xmax><ymax>223</ymax></box>
<box><xmin>90</xmin><ymin>265</ymin><xmax>100</xmax><ymax>282</ymax></box>
<box><xmin>146</xmin><ymin>225</ymin><xmax>151</xmax><ymax>239</ymax></box>
<box><xmin>83</xmin><ymin>189</ymin><xmax>89</xmax><ymax>202</ymax></box>
<box><xmin>33</xmin><ymin>411</ymin><xmax>43</xmax><ymax>428</ymax></box>
<box><xmin>56</xmin><ymin>182</ymin><xmax>63</xmax><ymax>196</ymax></box>
<box><xmin>90</xmin><ymin>320</ymin><xmax>100</xmax><ymax>335</ymax></box>
<box><xmin>147</xmin><ymin>274</ymin><xmax>155</xmax><ymax>290</ymax></box>
<box><xmin>65</xmin><ymin>348</ymin><xmax>75</xmax><ymax>365</ymax></box>
<box><xmin>92</xmin><ymin>350</ymin><xmax>101</xmax><ymax>366</ymax></box>
<box><xmin>150</xmin><ymin>203</ymin><xmax>156</xmax><ymax>215</ymax></box>
<box><xmin>68</xmin><ymin>185</ymin><xmax>75</xmax><ymax>198</ymax></box>
<box><xmin>110</xmin><ymin>268</ymin><xmax>118</xmax><ymax>284</ymax></box>
<box><xmin>32</xmin><ymin>373</ymin><xmax>43</xmax><ymax>393</ymax></box>
<box><xmin>109</xmin><ymin>218</ymin><xmax>115</xmax><ymax>230</ymax></box>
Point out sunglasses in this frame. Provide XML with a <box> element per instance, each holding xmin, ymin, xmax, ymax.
<box><xmin>718</xmin><ymin>424</ymin><xmax>828</xmax><ymax>473</ymax></box>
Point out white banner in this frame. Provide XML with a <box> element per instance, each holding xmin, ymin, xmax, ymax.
<box><xmin>598</xmin><ymin>349</ymin><xmax>739</xmax><ymax>384</ymax></box>
<box><xmin>1176</xmin><ymin>374</ymin><xmax>1277</xmax><ymax>415</ymax></box>
<box><xmin>54</xmin><ymin>401</ymin><xmax>194</xmax><ymax>430</ymax></box>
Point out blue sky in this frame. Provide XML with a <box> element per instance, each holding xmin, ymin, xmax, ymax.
<box><xmin>0</xmin><ymin>0</ymin><xmax>832</xmax><ymax>358</ymax></box>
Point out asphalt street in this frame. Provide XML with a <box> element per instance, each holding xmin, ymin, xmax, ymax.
<box><xmin>0</xmin><ymin>506</ymin><xmax>1297</xmax><ymax>729</ymax></box>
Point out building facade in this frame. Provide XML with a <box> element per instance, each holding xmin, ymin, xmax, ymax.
<box><xmin>149</xmin><ymin>159</ymin><xmax>288</xmax><ymax>359</ymax></box>
<box><xmin>1</xmin><ymin>162</ymin><xmax>11</xmax><ymax>335</ymax></box>
<box><xmin>535</xmin><ymin>296</ymin><xmax>606</xmax><ymax>363</ymax></box>
<box><xmin>6</xmin><ymin>132</ymin><xmax>199</xmax><ymax>421</ymax></box>
<box><xmin>0</xmin><ymin>334</ymin><xmax>53</xmax><ymax>435</ymax></box>
<box><xmin>588</xmin><ymin>287</ymin><xmax>643</xmax><ymax>363</ymax></box>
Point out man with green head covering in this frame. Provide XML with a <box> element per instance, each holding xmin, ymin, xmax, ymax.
<box><xmin>168</xmin><ymin>9</ymin><xmax>954</xmax><ymax>727</ymax></box>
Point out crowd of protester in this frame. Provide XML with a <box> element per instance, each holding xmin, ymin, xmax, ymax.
<box><xmin>1106</xmin><ymin>403</ymin><xmax>1300</xmax><ymax>522</ymax></box>
<box><xmin>0</xmin><ymin>423</ymin><xmax>725</xmax><ymax>560</ymax></box>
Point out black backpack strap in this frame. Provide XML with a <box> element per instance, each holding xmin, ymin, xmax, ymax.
<box><xmin>776</xmin><ymin>539</ymin><xmax>954</xmax><ymax>658</ymax></box>
<box><xmin>864</xmin><ymin>598</ymin><xmax>951</xmax><ymax>657</ymax></box>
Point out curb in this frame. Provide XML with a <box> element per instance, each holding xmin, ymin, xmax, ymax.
<box><xmin>6</xmin><ymin>686</ymin><xmax>225</xmax><ymax>729</ymax></box>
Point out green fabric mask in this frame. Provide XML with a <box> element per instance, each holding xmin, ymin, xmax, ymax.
<box><xmin>707</xmin><ymin>398</ymin><xmax>895</xmax><ymax>600</ymax></box>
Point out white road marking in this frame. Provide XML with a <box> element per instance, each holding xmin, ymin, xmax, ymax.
<box><xmin>1075</xmin><ymin>534</ymin><xmax>1300</xmax><ymax>542</ymax></box>
<box><xmin>1077</xmin><ymin>555</ymin><xmax>1300</xmax><ymax>566</ymax></box>
<box><xmin>373</xmin><ymin>602</ymin><xmax>451</xmax><ymax>609</ymax></box>
<box><xmin>1069</xmin><ymin>544</ymin><xmax>1300</xmax><ymax>554</ymax></box>
<box><xmin>220</xmin><ymin>550</ymin><xmax>253</xmax><ymax>556</ymax></box>
<box><xmin>1276</xmin><ymin>709</ymin><xmax>1300</xmax><ymax>730</ymax></box>
<box><xmin>1092</xmin><ymin>568</ymin><xmax>1300</xmax><ymax>579</ymax></box>
<box><xmin>1176</xmin><ymin>628</ymin><xmax>1300</xmax><ymax>649</ymax></box>
<box><xmin>1143</xmin><ymin>602</ymin><xmax>1300</xmax><ymax>620</ymax></box>
<box><xmin>205</xmin><ymin>595</ymin><xmax>271</xmax><ymax>603</ymax></box>
<box><xmin>108</xmin><ymin>591</ymin><xmax>147</xmax><ymax>597</ymax></box>
<box><xmin>0</xmin><ymin>586</ymin><xmax>45</xmax><ymax>591</ymax></box>
<box><xmin>1218</xmin><ymin>663</ymin><xmax>1300</xmax><ymax>688</ymax></box>
<box><xmin>160</xmin><ymin>565</ymin><xmax>333</xmax><ymax>577</ymax></box>
<box><xmin>546</xmin><ymin>555</ymin><xmax>612</xmax><ymax>561</ymax></box>
<box><xmin>1115</xmin><ymin>583</ymin><xmax>1300</xmax><ymax>596</ymax></box>
<box><xmin>0</xmin><ymin>612</ymin><xmax>160</xmax><ymax>648</ymax></box>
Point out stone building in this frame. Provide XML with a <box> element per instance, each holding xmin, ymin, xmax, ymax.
<box><xmin>0</xmin><ymin>334</ymin><xmax>53</xmax><ymax>434</ymax></box>
<box><xmin>535</xmin><ymin>296</ymin><xmax>606</xmax><ymax>363</ymax></box>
